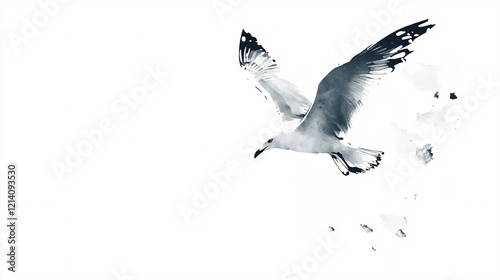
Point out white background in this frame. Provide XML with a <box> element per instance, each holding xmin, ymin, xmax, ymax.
<box><xmin>1</xmin><ymin>0</ymin><xmax>500</xmax><ymax>280</ymax></box>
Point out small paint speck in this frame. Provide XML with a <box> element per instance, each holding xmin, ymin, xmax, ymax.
<box><xmin>328</xmin><ymin>226</ymin><xmax>335</xmax><ymax>231</ymax></box>
<box><xmin>434</xmin><ymin>91</ymin><xmax>439</xmax><ymax>98</ymax></box>
<box><xmin>450</xmin><ymin>92</ymin><xmax>457</xmax><ymax>100</ymax></box>
<box><xmin>360</xmin><ymin>224</ymin><xmax>373</xmax><ymax>233</ymax></box>
<box><xmin>396</xmin><ymin>229</ymin><xmax>406</xmax><ymax>238</ymax></box>
<box><xmin>371</xmin><ymin>247</ymin><xmax>376</xmax><ymax>251</ymax></box>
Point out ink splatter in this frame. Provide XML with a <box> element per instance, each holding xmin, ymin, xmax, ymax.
<box><xmin>381</xmin><ymin>214</ymin><xmax>408</xmax><ymax>233</ymax></box>
<box><xmin>371</xmin><ymin>247</ymin><xmax>376</xmax><ymax>251</ymax></box>
<box><xmin>450</xmin><ymin>92</ymin><xmax>457</xmax><ymax>100</ymax></box>
<box><xmin>434</xmin><ymin>91</ymin><xmax>439</xmax><ymax>98</ymax></box>
<box><xmin>396</xmin><ymin>229</ymin><xmax>406</xmax><ymax>238</ymax></box>
<box><xmin>328</xmin><ymin>226</ymin><xmax>335</xmax><ymax>231</ymax></box>
<box><xmin>416</xmin><ymin>144</ymin><xmax>434</xmax><ymax>165</ymax></box>
<box><xmin>360</xmin><ymin>224</ymin><xmax>373</xmax><ymax>233</ymax></box>
<box><xmin>405</xmin><ymin>194</ymin><xmax>417</xmax><ymax>200</ymax></box>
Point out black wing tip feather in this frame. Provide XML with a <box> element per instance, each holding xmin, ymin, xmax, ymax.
<box><xmin>415</xmin><ymin>19</ymin><xmax>435</xmax><ymax>29</ymax></box>
<box><xmin>239</xmin><ymin>29</ymin><xmax>268</xmax><ymax>67</ymax></box>
<box><xmin>359</xmin><ymin>19</ymin><xmax>435</xmax><ymax>73</ymax></box>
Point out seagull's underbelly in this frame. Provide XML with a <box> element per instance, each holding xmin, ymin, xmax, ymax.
<box><xmin>287</xmin><ymin>134</ymin><xmax>342</xmax><ymax>154</ymax></box>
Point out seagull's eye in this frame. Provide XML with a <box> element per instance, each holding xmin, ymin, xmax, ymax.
<box><xmin>267</xmin><ymin>139</ymin><xmax>273</xmax><ymax>143</ymax></box>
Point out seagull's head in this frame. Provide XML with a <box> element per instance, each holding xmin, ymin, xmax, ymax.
<box><xmin>254</xmin><ymin>135</ymin><xmax>291</xmax><ymax>158</ymax></box>
<box><xmin>254</xmin><ymin>138</ymin><xmax>276</xmax><ymax>158</ymax></box>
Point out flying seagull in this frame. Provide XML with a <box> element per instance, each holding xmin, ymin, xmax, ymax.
<box><xmin>239</xmin><ymin>19</ymin><xmax>434</xmax><ymax>175</ymax></box>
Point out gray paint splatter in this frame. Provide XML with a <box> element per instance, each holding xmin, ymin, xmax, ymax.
<box><xmin>450</xmin><ymin>92</ymin><xmax>457</xmax><ymax>100</ymax></box>
<box><xmin>380</xmin><ymin>214</ymin><xmax>408</xmax><ymax>233</ymax></box>
<box><xmin>434</xmin><ymin>91</ymin><xmax>439</xmax><ymax>98</ymax></box>
<box><xmin>401</xmin><ymin>63</ymin><xmax>444</xmax><ymax>93</ymax></box>
<box><xmin>416</xmin><ymin>144</ymin><xmax>434</xmax><ymax>164</ymax></box>
<box><xmin>416</xmin><ymin>110</ymin><xmax>446</xmax><ymax>124</ymax></box>
<box><xmin>396</xmin><ymin>229</ymin><xmax>406</xmax><ymax>238</ymax></box>
<box><xmin>240</xmin><ymin>20</ymin><xmax>434</xmax><ymax>175</ymax></box>
<box><xmin>360</xmin><ymin>224</ymin><xmax>373</xmax><ymax>233</ymax></box>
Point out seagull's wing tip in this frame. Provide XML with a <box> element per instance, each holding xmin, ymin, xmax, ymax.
<box><xmin>418</xmin><ymin>19</ymin><xmax>435</xmax><ymax>29</ymax></box>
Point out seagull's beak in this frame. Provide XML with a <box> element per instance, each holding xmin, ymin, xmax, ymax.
<box><xmin>254</xmin><ymin>146</ymin><xmax>269</xmax><ymax>158</ymax></box>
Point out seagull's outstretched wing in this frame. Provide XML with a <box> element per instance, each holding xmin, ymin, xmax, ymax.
<box><xmin>298</xmin><ymin>19</ymin><xmax>435</xmax><ymax>136</ymax></box>
<box><xmin>239</xmin><ymin>30</ymin><xmax>311</xmax><ymax>122</ymax></box>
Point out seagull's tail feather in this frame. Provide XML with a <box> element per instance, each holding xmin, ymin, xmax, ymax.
<box><xmin>330</xmin><ymin>147</ymin><xmax>383</xmax><ymax>176</ymax></box>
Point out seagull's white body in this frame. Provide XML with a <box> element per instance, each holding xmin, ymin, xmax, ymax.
<box><xmin>269</xmin><ymin>130</ymin><xmax>342</xmax><ymax>154</ymax></box>
<box><xmin>239</xmin><ymin>20</ymin><xmax>434</xmax><ymax>175</ymax></box>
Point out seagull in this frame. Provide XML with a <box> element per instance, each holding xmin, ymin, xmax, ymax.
<box><xmin>239</xmin><ymin>19</ymin><xmax>434</xmax><ymax>175</ymax></box>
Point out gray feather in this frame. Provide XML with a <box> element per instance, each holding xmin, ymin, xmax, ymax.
<box><xmin>298</xmin><ymin>19</ymin><xmax>435</xmax><ymax>136</ymax></box>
